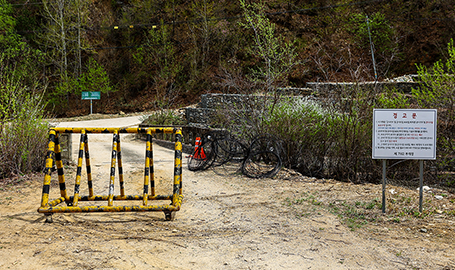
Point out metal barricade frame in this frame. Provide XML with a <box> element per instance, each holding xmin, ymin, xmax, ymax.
<box><xmin>38</xmin><ymin>127</ymin><xmax>183</xmax><ymax>222</ymax></box>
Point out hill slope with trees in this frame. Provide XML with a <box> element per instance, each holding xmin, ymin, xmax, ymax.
<box><xmin>3</xmin><ymin>0</ymin><xmax>455</xmax><ymax>115</ymax></box>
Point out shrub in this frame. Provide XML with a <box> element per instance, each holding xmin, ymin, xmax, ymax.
<box><xmin>413</xmin><ymin>39</ymin><xmax>455</xmax><ymax>188</ymax></box>
<box><xmin>0</xmin><ymin>72</ymin><xmax>48</xmax><ymax>179</ymax></box>
<box><xmin>262</xmin><ymin>97</ymin><xmax>337</xmax><ymax>177</ymax></box>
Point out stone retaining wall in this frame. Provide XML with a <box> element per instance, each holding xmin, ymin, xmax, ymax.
<box><xmin>306</xmin><ymin>81</ymin><xmax>419</xmax><ymax>96</ymax></box>
<box><xmin>186</xmin><ymin>81</ymin><xmax>421</xmax><ymax>126</ymax></box>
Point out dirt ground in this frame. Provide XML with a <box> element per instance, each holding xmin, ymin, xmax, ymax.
<box><xmin>0</xmin><ymin>132</ymin><xmax>455</xmax><ymax>269</ymax></box>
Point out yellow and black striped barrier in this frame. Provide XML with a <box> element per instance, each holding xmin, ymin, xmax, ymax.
<box><xmin>38</xmin><ymin>127</ymin><xmax>183</xmax><ymax>222</ymax></box>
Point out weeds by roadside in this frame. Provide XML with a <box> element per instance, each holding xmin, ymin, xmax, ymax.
<box><xmin>140</xmin><ymin>109</ymin><xmax>186</xmax><ymax>126</ymax></box>
<box><xmin>282</xmin><ymin>180</ymin><xmax>455</xmax><ymax>234</ymax></box>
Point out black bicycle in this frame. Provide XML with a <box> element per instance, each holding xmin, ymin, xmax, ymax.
<box><xmin>188</xmin><ymin>132</ymin><xmax>282</xmax><ymax>178</ymax></box>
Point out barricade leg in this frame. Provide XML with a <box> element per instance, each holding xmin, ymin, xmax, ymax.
<box><xmin>108</xmin><ymin>130</ymin><xmax>119</xmax><ymax>206</ymax></box>
<box><xmin>143</xmin><ymin>129</ymin><xmax>152</xmax><ymax>206</ymax></box>
<box><xmin>41</xmin><ymin>129</ymin><xmax>56</xmax><ymax>222</ymax></box>
<box><xmin>54</xmin><ymin>133</ymin><xmax>69</xmax><ymax>203</ymax></box>
<box><xmin>84</xmin><ymin>133</ymin><xmax>94</xmax><ymax>198</ymax></box>
<box><xmin>150</xmin><ymin>133</ymin><xmax>155</xmax><ymax>197</ymax></box>
<box><xmin>175</xmin><ymin>129</ymin><xmax>183</xmax><ymax>197</ymax></box>
<box><xmin>165</xmin><ymin>129</ymin><xmax>183</xmax><ymax>221</ymax></box>
<box><xmin>72</xmin><ymin>130</ymin><xmax>86</xmax><ymax>207</ymax></box>
<box><xmin>117</xmin><ymin>133</ymin><xmax>125</xmax><ymax>197</ymax></box>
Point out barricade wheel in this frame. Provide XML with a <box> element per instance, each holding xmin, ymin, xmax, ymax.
<box><xmin>45</xmin><ymin>214</ymin><xmax>53</xmax><ymax>223</ymax></box>
<box><xmin>164</xmin><ymin>211</ymin><xmax>176</xmax><ymax>221</ymax></box>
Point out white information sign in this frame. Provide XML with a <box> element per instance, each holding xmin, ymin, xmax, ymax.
<box><xmin>372</xmin><ymin>109</ymin><xmax>437</xmax><ymax>160</ymax></box>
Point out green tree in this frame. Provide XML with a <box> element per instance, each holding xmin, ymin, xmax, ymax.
<box><xmin>349</xmin><ymin>12</ymin><xmax>399</xmax><ymax>78</ymax></box>
<box><xmin>218</xmin><ymin>0</ymin><xmax>299</xmax><ymax>138</ymax></box>
<box><xmin>39</xmin><ymin>0</ymin><xmax>90</xmax><ymax>110</ymax></box>
<box><xmin>77</xmin><ymin>58</ymin><xmax>113</xmax><ymax>95</ymax></box>
<box><xmin>132</xmin><ymin>21</ymin><xmax>182</xmax><ymax>108</ymax></box>
<box><xmin>414</xmin><ymin>39</ymin><xmax>455</xmax><ymax>114</ymax></box>
<box><xmin>53</xmin><ymin>57</ymin><xmax>113</xmax><ymax>111</ymax></box>
<box><xmin>239</xmin><ymin>0</ymin><xmax>298</xmax><ymax>96</ymax></box>
<box><xmin>414</xmin><ymin>39</ymin><xmax>455</xmax><ymax>144</ymax></box>
<box><xmin>0</xmin><ymin>0</ymin><xmax>20</xmax><ymax>54</ymax></box>
<box><xmin>0</xmin><ymin>0</ymin><xmax>43</xmax><ymax>80</ymax></box>
<box><xmin>188</xmin><ymin>0</ymin><xmax>216</xmax><ymax>74</ymax></box>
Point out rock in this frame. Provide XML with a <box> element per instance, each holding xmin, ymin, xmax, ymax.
<box><xmin>385</xmin><ymin>75</ymin><xmax>416</xmax><ymax>82</ymax></box>
<box><xmin>435</xmin><ymin>195</ymin><xmax>444</xmax><ymax>200</ymax></box>
<box><xmin>417</xmin><ymin>186</ymin><xmax>431</xmax><ymax>192</ymax></box>
<box><xmin>420</xmin><ymin>228</ymin><xmax>428</xmax><ymax>233</ymax></box>
<box><xmin>389</xmin><ymin>189</ymin><xmax>397</xmax><ymax>194</ymax></box>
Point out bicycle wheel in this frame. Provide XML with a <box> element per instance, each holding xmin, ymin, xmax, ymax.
<box><xmin>242</xmin><ymin>150</ymin><xmax>282</xmax><ymax>178</ymax></box>
<box><xmin>242</xmin><ymin>134</ymin><xmax>283</xmax><ymax>178</ymax></box>
<box><xmin>199</xmin><ymin>136</ymin><xmax>217</xmax><ymax>170</ymax></box>
<box><xmin>214</xmin><ymin>135</ymin><xmax>249</xmax><ymax>166</ymax></box>
<box><xmin>249</xmin><ymin>134</ymin><xmax>284</xmax><ymax>157</ymax></box>
<box><xmin>188</xmin><ymin>145</ymin><xmax>206</xmax><ymax>171</ymax></box>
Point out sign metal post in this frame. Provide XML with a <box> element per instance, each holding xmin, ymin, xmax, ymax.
<box><xmin>419</xmin><ymin>160</ymin><xmax>424</xmax><ymax>212</ymax></box>
<box><xmin>382</xmin><ymin>160</ymin><xmax>386</xmax><ymax>213</ymax></box>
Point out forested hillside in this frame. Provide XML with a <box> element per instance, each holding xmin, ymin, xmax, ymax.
<box><xmin>3</xmin><ymin>0</ymin><xmax>455</xmax><ymax>116</ymax></box>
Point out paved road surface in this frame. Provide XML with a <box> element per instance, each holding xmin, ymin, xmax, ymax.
<box><xmin>53</xmin><ymin>115</ymin><xmax>144</xmax><ymax>128</ymax></box>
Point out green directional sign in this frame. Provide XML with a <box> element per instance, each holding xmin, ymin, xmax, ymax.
<box><xmin>81</xmin><ymin>91</ymin><xmax>101</xmax><ymax>100</ymax></box>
